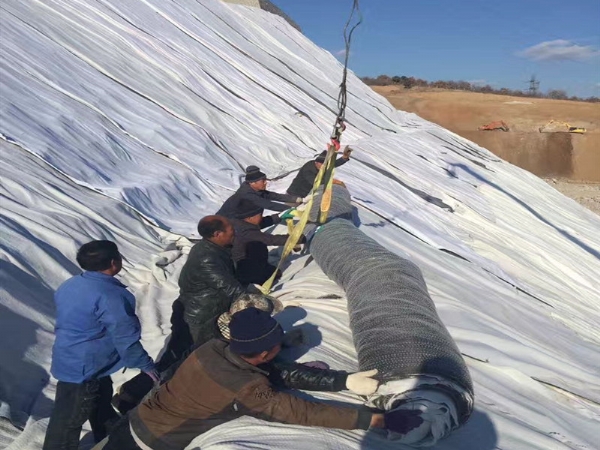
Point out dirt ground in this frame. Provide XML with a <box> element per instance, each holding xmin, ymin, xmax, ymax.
<box><xmin>543</xmin><ymin>179</ymin><xmax>600</xmax><ymax>216</ymax></box>
<box><xmin>372</xmin><ymin>86</ymin><xmax>600</xmax><ymax>214</ymax></box>
<box><xmin>373</xmin><ymin>86</ymin><xmax>600</xmax><ymax>183</ymax></box>
<box><xmin>373</xmin><ymin>86</ymin><xmax>600</xmax><ymax>133</ymax></box>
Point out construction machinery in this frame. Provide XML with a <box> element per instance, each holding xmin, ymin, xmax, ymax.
<box><xmin>539</xmin><ymin>120</ymin><xmax>586</xmax><ymax>134</ymax></box>
<box><xmin>478</xmin><ymin>121</ymin><xmax>510</xmax><ymax>131</ymax></box>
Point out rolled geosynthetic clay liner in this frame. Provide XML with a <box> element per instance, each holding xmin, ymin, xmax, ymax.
<box><xmin>304</xmin><ymin>185</ymin><xmax>474</xmax><ymax>446</ymax></box>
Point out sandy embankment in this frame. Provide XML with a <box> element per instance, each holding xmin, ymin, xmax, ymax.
<box><xmin>373</xmin><ymin>86</ymin><xmax>600</xmax><ymax>214</ymax></box>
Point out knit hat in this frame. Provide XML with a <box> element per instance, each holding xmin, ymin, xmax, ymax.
<box><xmin>229</xmin><ymin>307</ymin><xmax>284</xmax><ymax>355</ymax></box>
<box><xmin>234</xmin><ymin>199</ymin><xmax>264</xmax><ymax>220</ymax></box>
<box><xmin>245</xmin><ymin>165</ymin><xmax>267</xmax><ymax>183</ymax></box>
<box><xmin>315</xmin><ymin>150</ymin><xmax>328</xmax><ymax>163</ymax></box>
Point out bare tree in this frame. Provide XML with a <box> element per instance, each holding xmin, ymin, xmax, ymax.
<box><xmin>547</xmin><ymin>89</ymin><xmax>568</xmax><ymax>100</ymax></box>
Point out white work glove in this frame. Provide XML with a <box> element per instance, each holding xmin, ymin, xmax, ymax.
<box><xmin>346</xmin><ymin>369</ymin><xmax>379</xmax><ymax>396</ymax></box>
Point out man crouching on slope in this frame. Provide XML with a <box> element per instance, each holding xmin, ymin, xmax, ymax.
<box><xmin>101</xmin><ymin>308</ymin><xmax>424</xmax><ymax>449</ymax></box>
<box><xmin>43</xmin><ymin>240</ymin><xmax>157</xmax><ymax>450</ymax></box>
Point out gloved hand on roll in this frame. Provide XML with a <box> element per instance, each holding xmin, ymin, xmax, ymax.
<box><xmin>345</xmin><ymin>369</ymin><xmax>379</xmax><ymax>396</ymax></box>
<box><xmin>279</xmin><ymin>208</ymin><xmax>298</xmax><ymax>221</ymax></box>
<box><xmin>384</xmin><ymin>409</ymin><xmax>424</xmax><ymax>435</ymax></box>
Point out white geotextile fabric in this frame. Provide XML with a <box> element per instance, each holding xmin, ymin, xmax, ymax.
<box><xmin>1</xmin><ymin>0</ymin><xmax>600</xmax><ymax>449</ymax></box>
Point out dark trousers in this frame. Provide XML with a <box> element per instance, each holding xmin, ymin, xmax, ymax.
<box><xmin>43</xmin><ymin>376</ymin><xmax>119</xmax><ymax>450</ymax></box>
<box><xmin>236</xmin><ymin>242</ymin><xmax>281</xmax><ymax>285</ymax></box>
<box><xmin>104</xmin><ymin>416</ymin><xmax>141</xmax><ymax>450</ymax></box>
<box><xmin>113</xmin><ymin>300</ymin><xmax>194</xmax><ymax>415</ymax></box>
<box><xmin>237</xmin><ymin>260</ymin><xmax>281</xmax><ymax>285</ymax></box>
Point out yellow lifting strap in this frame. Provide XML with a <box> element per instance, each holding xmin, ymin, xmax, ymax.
<box><xmin>318</xmin><ymin>148</ymin><xmax>337</xmax><ymax>223</ymax></box>
<box><xmin>259</xmin><ymin>0</ymin><xmax>361</xmax><ymax>294</ymax></box>
<box><xmin>259</xmin><ymin>144</ymin><xmax>338</xmax><ymax>294</ymax></box>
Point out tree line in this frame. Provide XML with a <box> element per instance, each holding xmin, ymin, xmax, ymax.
<box><xmin>361</xmin><ymin>75</ymin><xmax>600</xmax><ymax>103</ymax></box>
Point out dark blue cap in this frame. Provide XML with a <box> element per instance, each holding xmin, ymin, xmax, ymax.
<box><xmin>229</xmin><ymin>307</ymin><xmax>284</xmax><ymax>354</ymax></box>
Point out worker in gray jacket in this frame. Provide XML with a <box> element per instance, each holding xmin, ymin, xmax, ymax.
<box><xmin>218</xmin><ymin>166</ymin><xmax>302</xmax><ymax>218</ymax></box>
<box><xmin>231</xmin><ymin>199</ymin><xmax>303</xmax><ymax>285</ymax></box>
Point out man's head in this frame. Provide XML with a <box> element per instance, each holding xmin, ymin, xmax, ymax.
<box><xmin>245</xmin><ymin>165</ymin><xmax>267</xmax><ymax>191</ymax></box>
<box><xmin>234</xmin><ymin>199</ymin><xmax>264</xmax><ymax>225</ymax></box>
<box><xmin>229</xmin><ymin>307</ymin><xmax>284</xmax><ymax>365</ymax></box>
<box><xmin>76</xmin><ymin>240</ymin><xmax>122</xmax><ymax>275</ymax></box>
<box><xmin>314</xmin><ymin>150</ymin><xmax>327</xmax><ymax>170</ymax></box>
<box><xmin>198</xmin><ymin>215</ymin><xmax>235</xmax><ymax>247</ymax></box>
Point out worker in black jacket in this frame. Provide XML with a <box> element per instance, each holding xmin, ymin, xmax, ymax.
<box><xmin>218</xmin><ymin>166</ymin><xmax>302</xmax><ymax>218</ymax></box>
<box><xmin>287</xmin><ymin>147</ymin><xmax>352</xmax><ymax>198</ymax></box>
<box><xmin>177</xmin><ymin>215</ymin><xmax>254</xmax><ymax>344</ymax></box>
<box><xmin>113</xmin><ymin>215</ymin><xmax>258</xmax><ymax>415</ymax></box>
<box><xmin>232</xmin><ymin>199</ymin><xmax>304</xmax><ymax>285</ymax></box>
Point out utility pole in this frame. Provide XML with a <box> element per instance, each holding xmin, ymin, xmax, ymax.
<box><xmin>527</xmin><ymin>74</ymin><xmax>540</xmax><ymax>96</ymax></box>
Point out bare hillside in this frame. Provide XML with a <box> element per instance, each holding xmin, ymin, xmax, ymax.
<box><xmin>373</xmin><ymin>86</ymin><xmax>600</xmax><ymax>183</ymax></box>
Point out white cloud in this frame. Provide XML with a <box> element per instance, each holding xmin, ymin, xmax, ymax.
<box><xmin>518</xmin><ymin>40</ymin><xmax>600</xmax><ymax>61</ymax></box>
<box><xmin>335</xmin><ymin>49</ymin><xmax>349</xmax><ymax>57</ymax></box>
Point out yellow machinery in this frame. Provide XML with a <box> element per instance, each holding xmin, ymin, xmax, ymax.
<box><xmin>539</xmin><ymin>120</ymin><xmax>586</xmax><ymax>134</ymax></box>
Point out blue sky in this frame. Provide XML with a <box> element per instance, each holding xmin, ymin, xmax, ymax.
<box><xmin>273</xmin><ymin>0</ymin><xmax>600</xmax><ymax>98</ymax></box>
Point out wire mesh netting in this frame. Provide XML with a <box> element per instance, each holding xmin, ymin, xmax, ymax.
<box><xmin>304</xmin><ymin>185</ymin><xmax>474</xmax><ymax>443</ymax></box>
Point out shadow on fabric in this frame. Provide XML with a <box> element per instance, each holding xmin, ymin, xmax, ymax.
<box><xmin>0</xmin><ymin>303</ymin><xmax>54</xmax><ymax>430</ymax></box>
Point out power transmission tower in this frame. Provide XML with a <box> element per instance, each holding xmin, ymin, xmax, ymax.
<box><xmin>527</xmin><ymin>74</ymin><xmax>540</xmax><ymax>96</ymax></box>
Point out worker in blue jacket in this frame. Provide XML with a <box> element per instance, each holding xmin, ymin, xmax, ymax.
<box><xmin>43</xmin><ymin>240</ymin><xmax>157</xmax><ymax>450</ymax></box>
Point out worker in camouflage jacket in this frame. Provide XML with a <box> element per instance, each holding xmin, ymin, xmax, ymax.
<box><xmin>217</xmin><ymin>165</ymin><xmax>302</xmax><ymax>218</ymax></box>
<box><xmin>102</xmin><ymin>308</ymin><xmax>423</xmax><ymax>450</ymax></box>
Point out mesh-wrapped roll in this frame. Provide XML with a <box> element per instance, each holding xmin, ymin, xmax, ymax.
<box><xmin>304</xmin><ymin>185</ymin><xmax>473</xmax><ymax>446</ymax></box>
